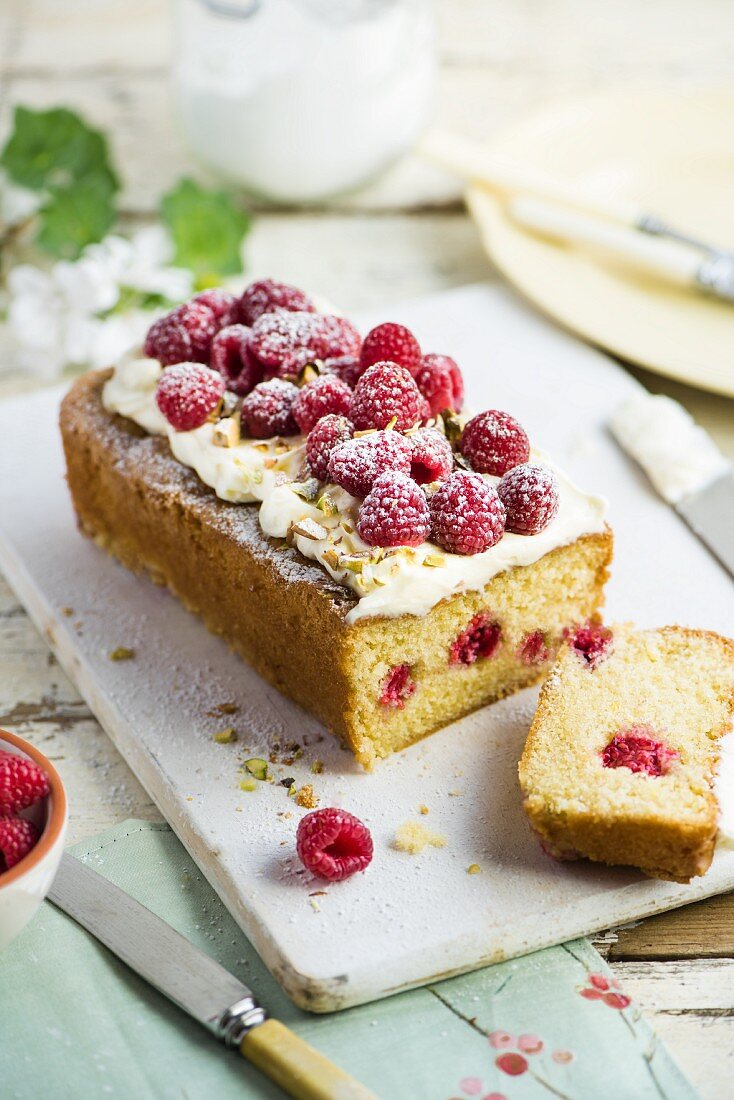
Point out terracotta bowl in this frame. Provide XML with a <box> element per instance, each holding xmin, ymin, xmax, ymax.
<box><xmin>0</xmin><ymin>728</ymin><xmax>68</xmax><ymax>949</ymax></box>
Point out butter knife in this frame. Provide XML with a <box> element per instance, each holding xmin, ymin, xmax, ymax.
<box><xmin>48</xmin><ymin>853</ymin><xmax>375</xmax><ymax>1100</ymax></box>
<box><xmin>610</xmin><ymin>392</ymin><xmax>734</xmax><ymax>580</ymax></box>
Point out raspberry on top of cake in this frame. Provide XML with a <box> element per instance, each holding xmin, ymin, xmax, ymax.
<box><xmin>74</xmin><ymin>277</ymin><xmax>612</xmax><ymax>768</ymax></box>
<box><xmin>519</xmin><ymin>623</ymin><xmax>734</xmax><ymax>883</ymax></box>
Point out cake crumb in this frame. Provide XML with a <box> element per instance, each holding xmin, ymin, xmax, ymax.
<box><xmin>295</xmin><ymin>784</ymin><xmax>319</xmax><ymax>809</ymax></box>
<box><xmin>61</xmin><ymin>606</ymin><xmax>74</xmax><ymax>617</ymax></box>
<box><xmin>393</xmin><ymin>820</ymin><xmax>446</xmax><ymax>854</ymax></box>
<box><xmin>208</xmin><ymin>702</ymin><xmax>238</xmax><ymax>716</ymax></box>
<box><xmin>109</xmin><ymin>646</ymin><xmax>135</xmax><ymax>661</ymax></box>
<box><xmin>467</xmin><ymin>863</ymin><xmax>481</xmax><ymax>875</ymax></box>
<box><xmin>448</xmin><ymin>788</ymin><xmax>462</xmax><ymax>797</ymax></box>
<box><xmin>239</xmin><ymin>778</ymin><xmax>257</xmax><ymax>792</ymax></box>
<box><xmin>418</xmin><ymin>804</ymin><xmax>430</xmax><ymax>815</ymax></box>
<box><xmin>212</xmin><ymin>727</ymin><xmax>237</xmax><ymax>744</ymax></box>
<box><xmin>309</xmin><ymin>897</ymin><xmax>321</xmax><ymax>912</ymax></box>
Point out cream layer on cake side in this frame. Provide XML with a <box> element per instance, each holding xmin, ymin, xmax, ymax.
<box><xmin>103</xmin><ymin>355</ymin><xmax>608</xmax><ymax>622</ymax></box>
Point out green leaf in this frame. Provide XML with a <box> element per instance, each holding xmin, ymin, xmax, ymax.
<box><xmin>36</xmin><ymin>176</ymin><xmax>117</xmax><ymax>259</ymax></box>
<box><xmin>0</xmin><ymin>105</ymin><xmax>119</xmax><ymax>193</ymax></box>
<box><xmin>160</xmin><ymin>178</ymin><xmax>250</xmax><ymax>284</ymax></box>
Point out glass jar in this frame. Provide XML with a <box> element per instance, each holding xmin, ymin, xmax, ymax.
<box><xmin>172</xmin><ymin>0</ymin><xmax>437</xmax><ymax>203</ymax></box>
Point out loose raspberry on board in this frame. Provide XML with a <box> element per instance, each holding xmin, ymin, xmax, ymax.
<box><xmin>306</xmin><ymin>414</ymin><xmax>354</xmax><ymax>481</ymax></box>
<box><xmin>210</xmin><ymin>324</ymin><xmax>262</xmax><ymax>396</ymax></box>
<box><xmin>359</xmin><ymin>322</ymin><xmax>422</xmax><ymax>377</ymax></box>
<box><xmin>0</xmin><ymin>751</ymin><xmax>50</xmax><ymax>815</ymax></box>
<box><xmin>460</xmin><ymin>409</ymin><xmax>530</xmax><ymax>475</ymax></box>
<box><xmin>238</xmin><ymin>278</ymin><xmax>316</xmax><ymax>327</ymax></box>
<box><xmin>156</xmin><ymin>363</ymin><xmax>225</xmax><ymax>432</ymax></box>
<box><xmin>296</xmin><ymin>807</ymin><xmax>373</xmax><ymax>881</ymax></box>
<box><xmin>498</xmin><ymin>463</ymin><xmax>560</xmax><ymax>535</ymax></box>
<box><xmin>409</xmin><ymin>426</ymin><xmax>453</xmax><ymax>484</ymax></box>
<box><xmin>357</xmin><ymin>471</ymin><xmax>431</xmax><ymax>547</ymax></box>
<box><xmin>601</xmin><ymin>728</ymin><xmax>678</xmax><ymax>777</ymax></box>
<box><xmin>349</xmin><ymin>361</ymin><xmax>425</xmax><ymax>431</ymax></box>
<box><xmin>292</xmin><ymin>375</ymin><xmax>352</xmax><ymax>434</ymax></box>
<box><xmin>0</xmin><ymin>816</ymin><xmax>39</xmax><ymax>871</ymax></box>
<box><xmin>415</xmin><ymin>353</ymin><xmax>464</xmax><ymax>416</ymax></box>
<box><xmin>240</xmin><ymin>378</ymin><xmax>299</xmax><ymax>438</ymax></box>
<box><xmin>327</xmin><ymin>431</ymin><xmax>412</xmax><ymax>498</ymax></box>
<box><xmin>144</xmin><ymin>301</ymin><xmax>219</xmax><ymax>365</ymax></box>
<box><xmin>429</xmin><ymin>470</ymin><xmax>506</xmax><ymax>555</ymax></box>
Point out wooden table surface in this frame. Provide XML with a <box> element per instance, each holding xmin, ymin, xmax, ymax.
<box><xmin>1</xmin><ymin>2</ymin><xmax>733</xmax><ymax>1094</ymax></box>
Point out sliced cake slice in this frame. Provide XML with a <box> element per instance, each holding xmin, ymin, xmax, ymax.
<box><xmin>519</xmin><ymin>624</ymin><xmax>734</xmax><ymax>882</ymax></box>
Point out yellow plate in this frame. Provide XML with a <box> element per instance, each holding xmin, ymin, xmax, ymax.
<box><xmin>467</xmin><ymin>85</ymin><xmax>734</xmax><ymax>397</ymax></box>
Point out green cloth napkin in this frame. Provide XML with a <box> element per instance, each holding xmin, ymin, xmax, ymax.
<box><xmin>2</xmin><ymin>820</ymin><xmax>697</xmax><ymax>1100</ymax></box>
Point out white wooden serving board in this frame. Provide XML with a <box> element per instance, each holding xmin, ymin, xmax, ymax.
<box><xmin>2</xmin><ymin>283</ymin><xmax>734</xmax><ymax>1013</ymax></box>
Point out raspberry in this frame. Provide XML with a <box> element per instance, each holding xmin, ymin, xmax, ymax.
<box><xmin>415</xmin><ymin>353</ymin><xmax>464</xmax><ymax>416</ymax></box>
<box><xmin>567</xmin><ymin>622</ymin><xmax>613</xmax><ymax>669</ymax></box>
<box><xmin>250</xmin><ymin>312</ymin><xmax>361</xmax><ymax>378</ymax></box>
<box><xmin>155</xmin><ymin>363</ymin><xmax>225</xmax><ymax>431</ymax></box>
<box><xmin>349</xmin><ymin>362</ymin><xmax>425</xmax><ymax>431</ymax></box>
<box><xmin>0</xmin><ymin>815</ymin><xmax>39</xmax><ymax>871</ymax></box>
<box><xmin>209</xmin><ymin>324</ymin><xmax>262</xmax><ymax>396</ymax></box>
<box><xmin>429</xmin><ymin>471</ymin><xmax>505</xmax><ymax>555</ymax></box>
<box><xmin>357</xmin><ymin>471</ymin><xmax>430</xmax><ymax>548</ymax></box>
<box><xmin>450</xmin><ymin>612</ymin><xmax>502</xmax><ymax>665</ymax></box>
<box><xmin>239</xmin><ymin>278</ymin><xmax>316</xmax><ymax>327</ymax></box>
<box><xmin>144</xmin><ymin>301</ymin><xmax>219</xmax><ymax>365</ymax></box>
<box><xmin>360</xmin><ymin>322</ymin><xmax>422</xmax><ymax>377</ymax></box>
<box><xmin>601</xmin><ymin>728</ymin><xmax>678</xmax><ymax>777</ymax></box>
<box><xmin>240</xmin><ymin>378</ymin><xmax>299</xmax><ymax>438</ymax></box>
<box><xmin>306</xmin><ymin>414</ymin><xmax>354</xmax><ymax>481</ymax></box>
<box><xmin>296</xmin><ymin>807</ymin><xmax>373</xmax><ymax>881</ymax></box>
<box><xmin>322</xmin><ymin>354</ymin><xmax>364</xmax><ymax>388</ymax></box>
<box><xmin>460</xmin><ymin>410</ymin><xmax>530</xmax><ymax>475</ymax></box>
<box><xmin>0</xmin><ymin>750</ymin><xmax>50</xmax><ymax>815</ymax></box>
<box><xmin>518</xmin><ymin>630</ymin><xmax>550</xmax><ymax>666</ymax></box>
<box><xmin>498</xmin><ymin>463</ymin><xmax>559</xmax><ymax>535</ymax></box>
<box><xmin>409</xmin><ymin>426</ymin><xmax>453</xmax><ymax>484</ymax></box>
<box><xmin>193</xmin><ymin>288</ymin><xmax>240</xmax><ymax>329</ymax></box>
<box><xmin>379</xmin><ymin>663</ymin><xmax>416</xmax><ymax>708</ymax></box>
<box><xmin>292</xmin><ymin>374</ymin><xmax>352</xmax><ymax>434</ymax></box>
<box><xmin>327</xmin><ymin>431</ymin><xmax>412</xmax><ymax>498</ymax></box>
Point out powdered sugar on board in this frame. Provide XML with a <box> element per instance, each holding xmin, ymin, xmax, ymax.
<box><xmin>2</xmin><ymin>283</ymin><xmax>734</xmax><ymax>1012</ymax></box>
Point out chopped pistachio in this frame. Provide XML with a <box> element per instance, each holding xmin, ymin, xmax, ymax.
<box><xmin>316</xmin><ymin>492</ymin><xmax>338</xmax><ymax>517</ymax></box>
<box><xmin>109</xmin><ymin>646</ymin><xmax>135</xmax><ymax>661</ymax></box>
<box><xmin>244</xmin><ymin>757</ymin><xmax>268</xmax><ymax>781</ymax></box>
<box><xmin>384</xmin><ymin>415</ymin><xmax>398</xmax><ymax>431</ymax></box>
<box><xmin>341</xmin><ymin>556</ymin><xmax>364</xmax><ymax>574</ymax></box>
<box><xmin>210</xmin><ymin>702</ymin><xmax>238</xmax><ymax>716</ymax></box>
<box><xmin>213</xmin><ymin>417</ymin><xmax>240</xmax><ymax>448</ymax></box>
<box><xmin>290</xmin><ymin>517</ymin><xmax>328</xmax><ymax>541</ymax></box>
<box><xmin>280</xmin><ymin>777</ymin><xmax>296</xmax><ymax>789</ymax></box>
<box><xmin>298</xmin><ymin>363</ymin><xmax>320</xmax><ymax>385</ymax></box>
<box><xmin>310</xmin><ymin>760</ymin><xmax>324</xmax><ymax>775</ymax></box>
<box><xmin>467</xmin><ymin>864</ymin><xmax>481</xmax><ymax>875</ymax></box>
<box><xmin>353</xmin><ymin>427</ymin><xmax>378</xmax><ymax>438</ymax></box>
<box><xmin>342</xmin><ymin>522</ymin><xmax>354</xmax><ymax>534</ymax></box>
<box><xmin>212</xmin><ymin>727</ymin><xmax>237</xmax><ymax>745</ymax></box>
<box><xmin>239</xmin><ymin>778</ymin><xmax>258</xmax><ymax>792</ymax></box>
<box><xmin>263</xmin><ymin>457</ymin><xmax>277</xmax><ymax>469</ymax></box>
<box><xmin>290</xmin><ymin>478</ymin><xmax>320</xmax><ymax>502</ymax></box>
<box><xmin>61</xmin><ymin>606</ymin><xmax>74</xmax><ymax>617</ymax></box>
<box><xmin>220</xmin><ymin>391</ymin><xmax>240</xmax><ymax>417</ymax></box>
<box><xmin>441</xmin><ymin>409</ymin><xmax>463</xmax><ymax>443</ymax></box>
<box><xmin>423</xmin><ymin>553</ymin><xmax>445</xmax><ymax>568</ymax></box>
<box><xmin>322</xmin><ymin>548</ymin><xmax>340</xmax><ymax>570</ymax></box>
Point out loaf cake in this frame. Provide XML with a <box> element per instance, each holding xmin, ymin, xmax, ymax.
<box><xmin>519</xmin><ymin>624</ymin><xmax>734</xmax><ymax>882</ymax></box>
<box><xmin>60</xmin><ymin>279</ymin><xmax>612</xmax><ymax>770</ymax></box>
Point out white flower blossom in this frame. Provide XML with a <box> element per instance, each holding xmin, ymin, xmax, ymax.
<box><xmin>6</xmin><ymin>226</ymin><xmax>193</xmax><ymax>378</ymax></box>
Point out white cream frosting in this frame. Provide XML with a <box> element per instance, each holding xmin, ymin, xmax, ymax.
<box><xmin>259</xmin><ymin>454</ymin><xmax>607</xmax><ymax>623</ymax></box>
<box><xmin>715</xmin><ymin>725</ymin><xmax>734</xmax><ymax>846</ymax></box>
<box><xmin>103</xmin><ymin>357</ymin><xmax>306</xmax><ymax>503</ymax></box>
<box><xmin>610</xmin><ymin>392</ymin><xmax>730</xmax><ymax>505</ymax></box>
<box><xmin>103</xmin><ymin>357</ymin><xmax>608</xmax><ymax>621</ymax></box>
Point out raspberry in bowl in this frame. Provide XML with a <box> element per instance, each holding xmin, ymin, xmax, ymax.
<box><xmin>0</xmin><ymin>728</ymin><xmax>68</xmax><ymax>949</ymax></box>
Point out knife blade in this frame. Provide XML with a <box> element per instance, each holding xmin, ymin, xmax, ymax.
<box><xmin>676</xmin><ymin>470</ymin><xmax>734</xmax><ymax>581</ymax></box>
<box><xmin>49</xmin><ymin>854</ymin><xmax>376</xmax><ymax>1100</ymax></box>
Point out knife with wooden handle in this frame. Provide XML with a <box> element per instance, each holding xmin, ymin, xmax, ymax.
<box><xmin>48</xmin><ymin>853</ymin><xmax>376</xmax><ymax>1100</ymax></box>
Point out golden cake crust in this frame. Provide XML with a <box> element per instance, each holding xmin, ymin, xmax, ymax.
<box><xmin>520</xmin><ymin>625</ymin><xmax>734</xmax><ymax>883</ymax></box>
<box><xmin>60</xmin><ymin>370</ymin><xmax>613</xmax><ymax>769</ymax></box>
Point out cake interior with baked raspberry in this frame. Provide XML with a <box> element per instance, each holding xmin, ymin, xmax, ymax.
<box><xmin>60</xmin><ymin>278</ymin><xmax>612</xmax><ymax>769</ymax></box>
<box><xmin>520</xmin><ymin>624</ymin><xmax>734</xmax><ymax>882</ymax></box>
